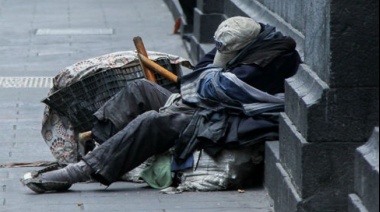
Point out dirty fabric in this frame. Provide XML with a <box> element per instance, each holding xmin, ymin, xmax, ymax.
<box><xmin>121</xmin><ymin>146</ymin><xmax>265</xmax><ymax>192</ymax></box>
<box><xmin>56</xmin><ymin>21</ymin><xmax>301</xmax><ymax>185</ymax></box>
<box><xmin>82</xmin><ymin>48</ymin><xmax>295</xmax><ymax>185</ymax></box>
<box><xmin>120</xmin><ymin>156</ymin><xmax>155</xmax><ymax>183</ymax></box>
<box><xmin>174</xmin><ymin>65</ymin><xmax>285</xmax><ymax>163</ymax></box>
<box><xmin>41</xmin><ymin>51</ymin><xmax>191</xmax><ymax>164</ymax></box>
<box><xmin>161</xmin><ymin>147</ymin><xmax>265</xmax><ymax>193</ymax></box>
<box><xmin>139</xmin><ymin>152</ymin><xmax>173</xmax><ymax>189</ymax></box>
<box><xmin>91</xmin><ymin>79</ymin><xmax>173</xmax><ymax>143</ymax></box>
<box><xmin>83</xmin><ymin>80</ymin><xmax>195</xmax><ymax>185</ymax></box>
<box><xmin>82</xmin><ymin>79</ymin><xmax>279</xmax><ymax>186</ymax></box>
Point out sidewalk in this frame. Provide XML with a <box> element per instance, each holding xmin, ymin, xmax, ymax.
<box><xmin>0</xmin><ymin>0</ymin><xmax>273</xmax><ymax>211</ymax></box>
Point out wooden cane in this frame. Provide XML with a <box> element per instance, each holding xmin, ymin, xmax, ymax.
<box><xmin>138</xmin><ymin>53</ymin><xmax>178</xmax><ymax>83</ymax></box>
<box><xmin>133</xmin><ymin>36</ymin><xmax>157</xmax><ymax>82</ymax></box>
<box><xmin>78</xmin><ymin>131</ymin><xmax>92</xmax><ymax>142</ymax></box>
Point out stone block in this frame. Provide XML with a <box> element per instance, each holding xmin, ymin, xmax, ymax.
<box><xmin>285</xmin><ymin>64</ymin><xmax>379</xmax><ymax>143</ymax></box>
<box><xmin>265</xmin><ymin>142</ymin><xmax>353</xmax><ymax>212</ymax></box>
<box><xmin>193</xmin><ymin>8</ymin><xmax>224</xmax><ymax>43</ymax></box>
<box><xmin>328</xmin><ymin>1</ymin><xmax>379</xmax><ymax>88</ymax></box>
<box><xmin>264</xmin><ymin>141</ymin><xmax>280</xmax><ymax>207</ymax></box>
<box><xmin>279</xmin><ymin>113</ymin><xmax>362</xmax><ymax>209</ymax></box>
<box><xmin>189</xmin><ymin>35</ymin><xmax>200</xmax><ymax>63</ymax></box>
<box><xmin>197</xmin><ymin>0</ymin><xmax>225</xmax><ymax>14</ymax></box>
<box><xmin>265</xmin><ymin>141</ymin><xmax>301</xmax><ymax>211</ymax></box>
<box><xmin>274</xmin><ymin>163</ymin><xmax>301</xmax><ymax>212</ymax></box>
<box><xmin>304</xmin><ymin>0</ymin><xmax>379</xmax><ymax>88</ymax></box>
<box><xmin>348</xmin><ymin>194</ymin><xmax>370</xmax><ymax>212</ymax></box>
<box><xmin>184</xmin><ymin>36</ymin><xmax>214</xmax><ymax>65</ymax></box>
<box><xmin>353</xmin><ymin>128</ymin><xmax>379</xmax><ymax>212</ymax></box>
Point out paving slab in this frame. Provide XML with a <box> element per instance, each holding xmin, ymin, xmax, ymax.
<box><xmin>0</xmin><ymin>0</ymin><xmax>273</xmax><ymax>211</ymax></box>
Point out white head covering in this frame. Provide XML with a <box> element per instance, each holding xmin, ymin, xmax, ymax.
<box><xmin>213</xmin><ymin>16</ymin><xmax>261</xmax><ymax>67</ymax></box>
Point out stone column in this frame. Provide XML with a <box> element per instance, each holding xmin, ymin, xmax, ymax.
<box><xmin>164</xmin><ymin>0</ymin><xmax>379</xmax><ymax>210</ymax></box>
<box><xmin>348</xmin><ymin>127</ymin><xmax>379</xmax><ymax>212</ymax></box>
<box><xmin>265</xmin><ymin>0</ymin><xmax>379</xmax><ymax>211</ymax></box>
<box><xmin>163</xmin><ymin>0</ymin><xmax>225</xmax><ymax>64</ymax></box>
<box><xmin>189</xmin><ymin>0</ymin><xmax>225</xmax><ymax>62</ymax></box>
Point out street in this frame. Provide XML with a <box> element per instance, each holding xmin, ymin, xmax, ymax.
<box><xmin>0</xmin><ymin>0</ymin><xmax>272</xmax><ymax>211</ymax></box>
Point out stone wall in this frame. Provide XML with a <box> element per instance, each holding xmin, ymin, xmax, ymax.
<box><xmin>163</xmin><ymin>0</ymin><xmax>379</xmax><ymax>211</ymax></box>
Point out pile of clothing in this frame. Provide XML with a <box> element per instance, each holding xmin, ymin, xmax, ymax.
<box><xmin>41</xmin><ymin>51</ymin><xmax>191</xmax><ymax>164</ymax></box>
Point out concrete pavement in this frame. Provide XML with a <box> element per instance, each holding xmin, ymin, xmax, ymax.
<box><xmin>0</xmin><ymin>0</ymin><xmax>273</xmax><ymax>211</ymax></box>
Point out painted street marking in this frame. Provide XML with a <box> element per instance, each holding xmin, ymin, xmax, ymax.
<box><xmin>0</xmin><ymin>77</ymin><xmax>53</xmax><ymax>88</ymax></box>
<box><xmin>35</xmin><ymin>28</ymin><xmax>114</xmax><ymax>35</ymax></box>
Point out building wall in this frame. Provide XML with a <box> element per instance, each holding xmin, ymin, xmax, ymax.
<box><xmin>164</xmin><ymin>0</ymin><xmax>379</xmax><ymax>211</ymax></box>
<box><xmin>255</xmin><ymin>0</ymin><xmax>305</xmax><ymax>33</ymax></box>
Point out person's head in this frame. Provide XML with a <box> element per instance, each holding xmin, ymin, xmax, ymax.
<box><xmin>213</xmin><ymin>16</ymin><xmax>261</xmax><ymax>68</ymax></box>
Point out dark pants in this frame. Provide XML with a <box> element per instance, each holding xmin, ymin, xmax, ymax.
<box><xmin>179</xmin><ymin>0</ymin><xmax>196</xmax><ymax>28</ymax></box>
<box><xmin>83</xmin><ymin>80</ymin><xmax>194</xmax><ymax>185</ymax></box>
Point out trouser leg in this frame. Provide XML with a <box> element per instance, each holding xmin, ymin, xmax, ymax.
<box><xmin>92</xmin><ymin>79</ymin><xmax>172</xmax><ymax>143</ymax></box>
<box><xmin>83</xmin><ymin>110</ymin><xmax>193</xmax><ymax>186</ymax></box>
<box><xmin>179</xmin><ymin>0</ymin><xmax>196</xmax><ymax>28</ymax></box>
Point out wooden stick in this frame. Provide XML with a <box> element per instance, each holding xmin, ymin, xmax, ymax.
<box><xmin>138</xmin><ymin>53</ymin><xmax>178</xmax><ymax>83</ymax></box>
<box><xmin>78</xmin><ymin>131</ymin><xmax>92</xmax><ymax>142</ymax></box>
<box><xmin>133</xmin><ymin>36</ymin><xmax>157</xmax><ymax>82</ymax></box>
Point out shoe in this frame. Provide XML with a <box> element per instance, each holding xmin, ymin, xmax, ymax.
<box><xmin>20</xmin><ymin>163</ymin><xmax>72</xmax><ymax>194</ymax></box>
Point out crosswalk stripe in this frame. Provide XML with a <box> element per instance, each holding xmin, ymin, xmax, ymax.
<box><xmin>0</xmin><ymin>77</ymin><xmax>53</xmax><ymax>88</ymax></box>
